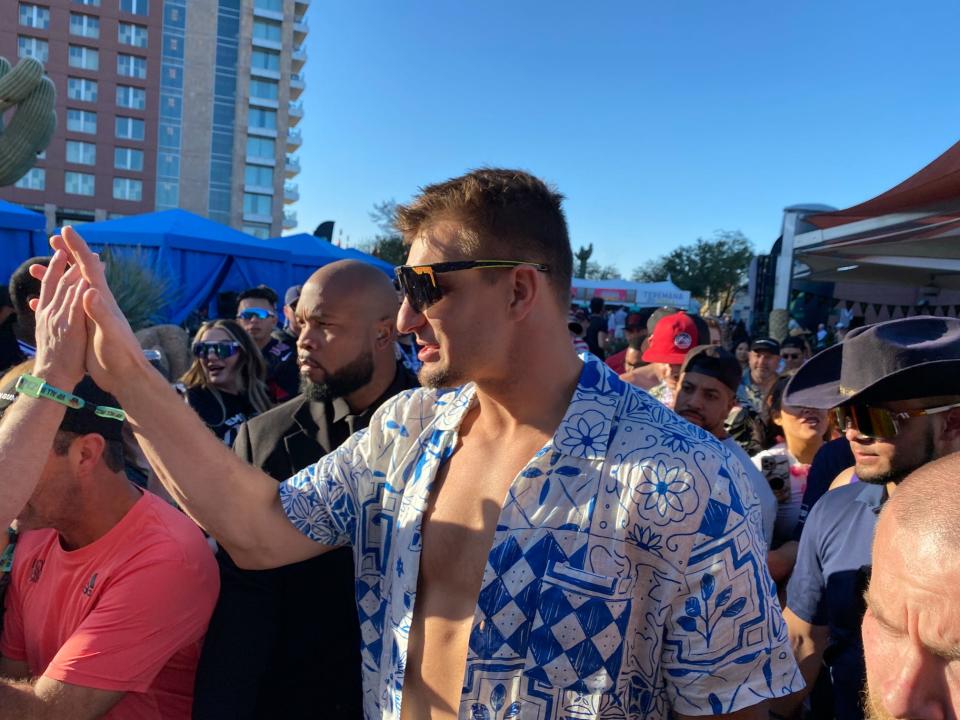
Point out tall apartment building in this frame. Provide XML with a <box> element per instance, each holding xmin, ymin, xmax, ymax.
<box><xmin>0</xmin><ymin>0</ymin><xmax>306</xmax><ymax>238</ymax></box>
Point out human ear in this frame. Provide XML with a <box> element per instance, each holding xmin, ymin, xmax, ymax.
<box><xmin>507</xmin><ymin>266</ymin><xmax>539</xmax><ymax>321</ymax></box>
<box><xmin>374</xmin><ymin>319</ymin><xmax>394</xmax><ymax>349</ymax></box>
<box><xmin>73</xmin><ymin>433</ymin><xmax>106</xmax><ymax>476</ymax></box>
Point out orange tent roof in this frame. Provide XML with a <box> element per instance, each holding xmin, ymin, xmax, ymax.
<box><xmin>806</xmin><ymin>140</ymin><xmax>960</xmax><ymax>229</ymax></box>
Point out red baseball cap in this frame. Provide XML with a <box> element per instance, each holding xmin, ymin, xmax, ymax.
<box><xmin>642</xmin><ymin>311</ymin><xmax>699</xmax><ymax>364</ymax></box>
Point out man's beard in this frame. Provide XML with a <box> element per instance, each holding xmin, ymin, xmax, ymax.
<box><xmin>858</xmin><ymin>423</ymin><xmax>937</xmax><ymax>487</ymax></box>
<box><xmin>418</xmin><ymin>365</ymin><xmax>456</xmax><ymax>390</ymax></box>
<box><xmin>301</xmin><ymin>350</ymin><xmax>375</xmax><ymax>401</ymax></box>
<box><xmin>863</xmin><ymin>685</ymin><xmax>894</xmax><ymax>720</ymax></box>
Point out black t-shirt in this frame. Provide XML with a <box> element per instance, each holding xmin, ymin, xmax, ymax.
<box><xmin>585</xmin><ymin>314</ymin><xmax>606</xmax><ymax>357</ymax></box>
<box><xmin>0</xmin><ymin>315</ymin><xmax>25</xmax><ymax>376</ymax></box>
<box><xmin>261</xmin><ymin>337</ymin><xmax>299</xmax><ymax>403</ymax></box>
<box><xmin>185</xmin><ymin>386</ymin><xmax>260</xmax><ymax>446</ymax></box>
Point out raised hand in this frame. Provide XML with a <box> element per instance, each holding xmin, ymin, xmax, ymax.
<box><xmin>29</xmin><ymin>226</ymin><xmax>147</xmax><ymax>394</ymax></box>
<box><xmin>29</xmin><ymin>247</ymin><xmax>89</xmax><ymax>389</ymax></box>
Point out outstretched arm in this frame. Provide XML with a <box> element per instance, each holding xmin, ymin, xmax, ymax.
<box><xmin>0</xmin><ymin>251</ymin><xmax>86</xmax><ymax>527</ymax></box>
<box><xmin>32</xmin><ymin>228</ymin><xmax>326</xmax><ymax>569</ymax></box>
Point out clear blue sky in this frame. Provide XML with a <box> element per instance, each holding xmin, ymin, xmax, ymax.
<box><xmin>291</xmin><ymin>1</ymin><xmax>959</xmax><ymax>275</ymax></box>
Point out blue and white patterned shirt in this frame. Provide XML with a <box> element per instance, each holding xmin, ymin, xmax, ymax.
<box><xmin>280</xmin><ymin>355</ymin><xmax>800</xmax><ymax>719</ymax></box>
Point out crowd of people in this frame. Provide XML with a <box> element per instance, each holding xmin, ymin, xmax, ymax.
<box><xmin>0</xmin><ymin>167</ymin><xmax>956</xmax><ymax>720</ymax></box>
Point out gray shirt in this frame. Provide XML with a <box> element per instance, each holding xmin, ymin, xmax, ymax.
<box><xmin>722</xmin><ymin>436</ymin><xmax>777</xmax><ymax>549</ymax></box>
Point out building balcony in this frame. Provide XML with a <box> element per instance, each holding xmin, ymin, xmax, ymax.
<box><xmin>283</xmin><ymin>210</ymin><xmax>297</xmax><ymax>229</ymax></box>
<box><xmin>291</xmin><ymin>45</ymin><xmax>307</xmax><ymax>68</ymax></box>
<box><xmin>289</xmin><ymin>73</ymin><xmax>305</xmax><ymax>98</ymax></box>
<box><xmin>293</xmin><ymin>17</ymin><xmax>308</xmax><ymax>43</ymax></box>
<box><xmin>288</xmin><ymin>101</ymin><xmax>303</xmax><ymax>125</ymax></box>
<box><xmin>284</xmin><ymin>183</ymin><xmax>299</xmax><ymax>203</ymax></box>
<box><xmin>252</xmin><ymin>6</ymin><xmax>283</xmax><ymax>21</ymax></box>
<box><xmin>252</xmin><ymin>36</ymin><xmax>283</xmax><ymax>52</ymax></box>
<box><xmin>243</xmin><ymin>211</ymin><xmax>273</xmax><ymax>225</ymax></box>
<box><xmin>284</xmin><ymin>155</ymin><xmax>300</xmax><ymax>177</ymax></box>
<box><xmin>286</xmin><ymin>127</ymin><xmax>302</xmax><ymax>149</ymax></box>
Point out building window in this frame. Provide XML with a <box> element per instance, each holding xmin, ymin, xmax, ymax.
<box><xmin>66</xmin><ymin>77</ymin><xmax>98</xmax><ymax>102</ymax></box>
<box><xmin>69</xmin><ymin>12</ymin><xmax>100</xmax><ymax>38</ymax></box>
<box><xmin>243</xmin><ymin>224</ymin><xmax>271</xmax><ymax>239</ymax></box>
<box><xmin>117</xmin><ymin>54</ymin><xmax>147</xmax><ymax>79</ymax></box>
<box><xmin>68</xmin><ymin>45</ymin><xmax>98</xmax><ymax>70</ymax></box>
<box><xmin>253</xmin><ymin>0</ymin><xmax>282</xmax><ymax>11</ymax></box>
<box><xmin>115</xmin><ymin>116</ymin><xmax>145</xmax><ymax>141</ymax></box>
<box><xmin>156</xmin><ymin>180</ymin><xmax>178</xmax><ymax>207</ymax></box>
<box><xmin>116</xmin><ymin>85</ymin><xmax>146</xmax><ymax>110</ymax></box>
<box><xmin>251</xmin><ymin>49</ymin><xmax>280</xmax><ymax>72</ymax></box>
<box><xmin>120</xmin><ymin>0</ymin><xmax>149</xmax><ymax>15</ymax></box>
<box><xmin>246</xmin><ymin>136</ymin><xmax>275</xmax><ymax>160</ymax></box>
<box><xmin>243</xmin><ymin>193</ymin><xmax>272</xmax><ymax>217</ymax></box>
<box><xmin>19</xmin><ymin>4</ymin><xmax>50</xmax><ymax>29</ymax></box>
<box><xmin>252</xmin><ymin>19</ymin><xmax>282</xmax><ymax>43</ymax></box>
<box><xmin>118</xmin><ymin>22</ymin><xmax>148</xmax><ymax>47</ymax></box>
<box><xmin>244</xmin><ymin>165</ymin><xmax>274</xmax><ymax>188</ymax></box>
<box><xmin>248</xmin><ymin>107</ymin><xmax>277</xmax><ymax>132</ymax></box>
<box><xmin>114</xmin><ymin>147</ymin><xmax>144</xmax><ymax>171</ymax></box>
<box><xmin>249</xmin><ymin>78</ymin><xmax>279</xmax><ymax>101</ymax></box>
<box><xmin>66</xmin><ymin>140</ymin><xmax>96</xmax><ymax>165</ymax></box>
<box><xmin>18</xmin><ymin>36</ymin><xmax>49</xmax><ymax>63</ymax></box>
<box><xmin>113</xmin><ymin>178</ymin><xmax>143</xmax><ymax>201</ymax></box>
<box><xmin>72</xmin><ymin>0</ymin><xmax>100</xmax><ymax>5</ymax></box>
<box><xmin>65</xmin><ymin>171</ymin><xmax>95</xmax><ymax>196</ymax></box>
<box><xmin>14</xmin><ymin>168</ymin><xmax>45</xmax><ymax>191</ymax></box>
<box><xmin>66</xmin><ymin>108</ymin><xmax>97</xmax><ymax>134</ymax></box>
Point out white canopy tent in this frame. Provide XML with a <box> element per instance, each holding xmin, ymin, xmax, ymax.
<box><xmin>570</xmin><ymin>277</ymin><xmax>692</xmax><ymax>309</ymax></box>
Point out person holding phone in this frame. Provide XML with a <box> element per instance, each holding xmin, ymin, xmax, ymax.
<box><xmin>751</xmin><ymin>374</ymin><xmax>829</xmax><ymax>549</ymax></box>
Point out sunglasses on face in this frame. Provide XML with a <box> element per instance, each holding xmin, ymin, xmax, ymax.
<box><xmin>781</xmin><ymin>352</ymin><xmax>803</xmax><ymax>360</ymax></box>
<box><xmin>394</xmin><ymin>260</ymin><xmax>550</xmax><ymax>313</ymax></box>
<box><xmin>834</xmin><ymin>401</ymin><xmax>960</xmax><ymax>440</ymax></box>
<box><xmin>192</xmin><ymin>341</ymin><xmax>241</xmax><ymax>360</ymax></box>
<box><xmin>237</xmin><ymin>308</ymin><xmax>276</xmax><ymax>321</ymax></box>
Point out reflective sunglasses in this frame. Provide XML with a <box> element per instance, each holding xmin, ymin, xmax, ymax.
<box><xmin>834</xmin><ymin>401</ymin><xmax>960</xmax><ymax>440</ymax></box>
<box><xmin>394</xmin><ymin>260</ymin><xmax>550</xmax><ymax>313</ymax></box>
<box><xmin>237</xmin><ymin>308</ymin><xmax>276</xmax><ymax>320</ymax></box>
<box><xmin>192</xmin><ymin>341</ymin><xmax>242</xmax><ymax>360</ymax></box>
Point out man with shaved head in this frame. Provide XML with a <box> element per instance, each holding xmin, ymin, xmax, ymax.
<box><xmin>862</xmin><ymin>453</ymin><xmax>960</xmax><ymax>720</ymax></box>
<box><xmin>193</xmin><ymin>260</ymin><xmax>418</xmax><ymax>719</ymax></box>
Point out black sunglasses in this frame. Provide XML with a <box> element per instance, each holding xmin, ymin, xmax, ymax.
<box><xmin>394</xmin><ymin>260</ymin><xmax>550</xmax><ymax>313</ymax></box>
<box><xmin>192</xmin><ymin>341</ymin><xmax>241</xmax><ymax>360</ymax></box>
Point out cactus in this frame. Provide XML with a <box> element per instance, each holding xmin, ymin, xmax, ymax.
<box><xmin>0</xmin><ymin>57</ymin><xmax>56</xmax><ymax>187</ymax></box>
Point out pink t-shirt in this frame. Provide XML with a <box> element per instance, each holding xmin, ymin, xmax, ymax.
<box><xmin>0</xmin><ymin>491</ymin><xmax>219</xmax><ymax>719</ymax></box>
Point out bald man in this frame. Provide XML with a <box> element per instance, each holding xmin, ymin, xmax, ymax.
<box><xmin>193</xmin><ymin>261</ymin><xmax>418</xmax><ymax>719</ymax></box>
<box><xmin>862</xmin><ymin>454</ymin><xmax>960</xmax><ymax>720</ymax></box>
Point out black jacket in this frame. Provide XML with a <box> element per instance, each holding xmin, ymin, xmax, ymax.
<box><xmin>193</xmin><ymin>362</ymin><xmax>418</xmax><ymax>720</ymax></box>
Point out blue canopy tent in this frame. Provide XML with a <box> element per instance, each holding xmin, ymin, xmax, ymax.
<box><xmin>0</xmin><ymin>199</ymin><xmax>46</xmax><ymax>286</ymax></box>
<box><xmin>267</xmin><ymin>233</ymin><xmax>396</xmax><ymax>280</ymax></box>
<box><xmin>70</xmin><ymin>209</ymin><xmax>294</xmax><ymax>324</ymax></box>
<box><xmin>339</xmin><ymin>247</ymin><xmax>396</xmax><ymax>277</ymax></box>
<box><xmin>267</xmin><ymin>233</ymin><xmax>353</xmax><ymax>283</ymax></box>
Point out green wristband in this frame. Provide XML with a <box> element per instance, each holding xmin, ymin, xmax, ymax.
<box><xmin>14</xmin><ymin>374</ymin><xmax>126</xmax><ymax>422</ymax></box>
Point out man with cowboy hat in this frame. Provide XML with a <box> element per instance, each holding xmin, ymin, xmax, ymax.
<box><xmin>773</xmin><ymin>316</ymin><xmax>960</xmax><ymax>720</ymax></box>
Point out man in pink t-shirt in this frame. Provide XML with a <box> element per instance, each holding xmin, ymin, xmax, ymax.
<box><xmin>0</xmin><ymin>376</ymin><xmax>219</xmax><ymax>719</ymax></box>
